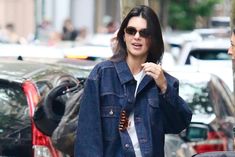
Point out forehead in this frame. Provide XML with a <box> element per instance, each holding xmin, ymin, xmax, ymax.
<box><xmin>127</xmin><ymin>16</ymin><xmax>147</xmax><ymax>29</ymax></box>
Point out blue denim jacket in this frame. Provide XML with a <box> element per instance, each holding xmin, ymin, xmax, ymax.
<box><xmin>75</xmin><ymin>60</ymin><xmax>192</xmax><ymax>157</ymax></box>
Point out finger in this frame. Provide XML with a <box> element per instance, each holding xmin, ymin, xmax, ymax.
<box><xmin>142</xmin><ymin>62</ymin><xmax>161</xmax><ymax>69</ymax></box>
<box><xmin>141</xmin><ymin>62</ymin><xmax>153</xmax><ymax>67</ymax></box>
<box><xmin>144</xmin><ymin>65</ymin><xmax>161</xmax><ymax>74</ymax></box>
<box><xmin>145</xmin><ymin>71</ymin><xmax>157</xmax><ymax>80</ymax></box>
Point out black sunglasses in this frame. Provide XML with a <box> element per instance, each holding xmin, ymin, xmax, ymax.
<box><xmin>125</xmin><ymin>26</ymin><xmax>150</xmax><ymax>38</ymax></box>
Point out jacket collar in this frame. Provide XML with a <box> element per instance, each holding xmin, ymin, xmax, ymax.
<box><xmin>113</xmin><ymin>60</ymin><xmax>133</xmax><ymax>85</ymax></box>
<box><xmin>113</xmin><ymin>60</ymin><xmax>153</xmax><ymax>87</ymax></box>
<box><xmin>113</xmin><ymin>60</ymin><xmax>178</xmax><ymax>95</ymax></box>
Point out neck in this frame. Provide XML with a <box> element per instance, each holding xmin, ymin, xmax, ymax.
<box><xmin>126</xmin><ymin>56</ymin><xmax>146</xmax><ymax>75</ymax></box>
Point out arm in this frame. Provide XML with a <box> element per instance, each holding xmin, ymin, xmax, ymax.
<box><xmin>141</xmin><ymin>62</ymin><xmax>192</xmax><ymax>133</ymax></box>
<box><xmin>159</xmin><ymin>73</ymin><xmax>192</xmax><ymax>134</ymax></box>
<box><xmin>74</xmin><ymin>71</ymin><xmax>103</xmax><ymax>157</ymax></box>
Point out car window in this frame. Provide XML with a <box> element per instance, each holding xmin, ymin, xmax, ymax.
<box><xmin>36</xmin><ymin>80</ymin><xmax>52</xmax><ymax>98</ymax></box>
<box><xmin>186</xmin><ymin>49</ymin><xmax>230</xmax><ymax>64</ymax></box>
<box><xmin>179</xmin><ymin>78</ymin><xmax>234</xmax><ymax>117</ymax></box>
<box><xmin>0</xmin><ymin>82</ymin><xmax>30</xmax><ymax>138</ymax></box>
<box><xmin>208</xmin><ymin>78</ymin><xmax>234</xmax><ymax>118</ymax></box>
<box><xmin>179</xmin><ymin>82</ymin><xmax>214</xmax><ymax>114</ymax></box>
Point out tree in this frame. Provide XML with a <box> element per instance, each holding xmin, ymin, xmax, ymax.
<box><xmin>168</xmin><ymin>0</ymin><xmax>221</xmax><ymax>30</ymax></box>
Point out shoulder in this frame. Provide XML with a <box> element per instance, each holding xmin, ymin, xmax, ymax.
<box><xmin>93</xmin><ymin>60</ymin><xmax>114</xmax><ymax>71</ymax></box>
<box><xmin>88</xmin><ymin>60</ymin><xmax>115</xmax><ymax>79</ymax></box>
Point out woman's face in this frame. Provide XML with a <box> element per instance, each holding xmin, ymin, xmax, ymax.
<box><xmin>228</xmin><ymin>33</ymin><xmax>235</xmax><ymax>59</ymax></box>
<box><xmin>124</xmin><ymin>16</ymin><xmax>151</xmax><ymax>60</ymax></box>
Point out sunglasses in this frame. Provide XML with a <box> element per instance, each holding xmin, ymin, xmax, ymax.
<box><xmin>125</xmin><ymin>26</ymin><xmax>150</xmax><ymax>38</ymax></box>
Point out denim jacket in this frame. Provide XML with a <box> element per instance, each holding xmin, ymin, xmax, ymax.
<box><xmin>75</xmin><ymin>60</ymin><xmax>192</xmax><ymax>157</ymax></box>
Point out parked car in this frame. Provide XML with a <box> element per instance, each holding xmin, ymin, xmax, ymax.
<box><xmin>164</xmin><ymin>134</ymin><xmax>196</xmax><ymax>157</ymax></box>
<box><xmin>209</xmin><ymin>16</ymin><xmax>230</xmax><ymax>28</ymax></box>
<box><xmin>177</xmin><ymin>38</ymin><xmax>231</xmax><ymax>65</ymax></box>
<box><xmin>165</xmin><ymin>67</ymin><xmax>235</xmax><ymax>156</ymax></box>
<box><xmin>0</xmin><ymin>58</ymin><xmax>91</xmax><ymax>157</ymax></box>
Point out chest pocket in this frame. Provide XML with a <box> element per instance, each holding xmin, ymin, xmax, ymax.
<box><xmin>101</xmin><ymin>106</ymin><xmax>121</xmax><ymax>141</ymax></box>
<box><xmin>147</xmin><ymin>86</ymin><xmax>160</xmax><ymax>109</ymax></box>
<box><xmin>148</xmin><ymin>98</ymin><xmax>162</xmax><ymax>127</ymax></box>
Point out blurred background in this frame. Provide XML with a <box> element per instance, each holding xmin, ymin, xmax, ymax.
<box><xmin>0</xmin><ymin>1</ymin><xmax>235</xmax><ymax>157</ymax></box>
<box><xmin>0</xmin><ymin>0</ymin><xmax>231</xmax><ymax>44</ymax></box>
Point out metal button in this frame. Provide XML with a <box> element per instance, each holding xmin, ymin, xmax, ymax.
<box><xmin>125</xmin><ymin>144</ymin><xmax>129</xmax><ymax>148</ymax></box>
<box><xmin>109</xmin><ymin>109</ymin><xmax>114</xmax><ymax>115</ymax></box>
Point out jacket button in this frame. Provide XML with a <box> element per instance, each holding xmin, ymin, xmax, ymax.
<box><xmin>109</xmin><ymin>109</ymin><xmax>114</xmax><ymax>115</ymax></box>
<box><xmin>125</xmin><ymin>144</ymin><xmax>129</xmax><ymax>148</ymax></box>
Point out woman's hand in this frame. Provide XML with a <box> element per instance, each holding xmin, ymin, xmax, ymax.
<box><xmin>141</xmin><ymin>62</ymin><xmax>167</xmax><ymax>93</ymax></box>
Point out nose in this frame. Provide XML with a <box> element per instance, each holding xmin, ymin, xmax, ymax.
<box><xmin>228</xmin><ymin>46</ymin><xmax>232</xmax><ymax>56</ymax></box>
<box><xmin>134</xmin><ymin>31</ymin><xmax>140</xmax><ymax>39</ymax></box>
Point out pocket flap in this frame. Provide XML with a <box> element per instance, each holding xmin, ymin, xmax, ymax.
<box><xmin>148</xmin><ymin>99</ymin><xmax>159</xmax><ymax>108</ymax></box>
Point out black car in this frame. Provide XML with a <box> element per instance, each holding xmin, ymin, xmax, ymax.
<box><xmin>0</xmin><ymin>58</ymin><xmax>91</xmax><ymax>157</ymax></box>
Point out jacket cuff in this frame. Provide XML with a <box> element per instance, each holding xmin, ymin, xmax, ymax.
<box><xmin>159</xmin><ymin>82</ymin><xmax>177</xmax><ymax>104</ymax></box>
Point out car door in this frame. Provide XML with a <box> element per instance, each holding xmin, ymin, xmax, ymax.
<box><xmin>0</xmin><ymin>81</ymin><xmax>32</xmax><ymax>157</ymax></box>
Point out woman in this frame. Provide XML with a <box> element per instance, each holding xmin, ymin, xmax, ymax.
<box><xmin>75</xmin><ymin>5</ymin><xmax>192</xmax><ymax>157</ymax></box>
<box><xmin>228</xmin><ymin>29</ymin><xmax>235</xmax><ymax>59</ymax></box>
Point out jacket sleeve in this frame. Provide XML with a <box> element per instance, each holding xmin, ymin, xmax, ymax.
<box><xmin>160</xmin><ymin>73</ymin><xmax>192</xmax><ymax>134</ymax></box>
<box><xmin>74</xmin><ymin>68</ymin><xmax>103</xmax><ymax>157</ymax></box>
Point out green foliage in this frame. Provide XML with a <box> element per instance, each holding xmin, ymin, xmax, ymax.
<box><xmin>168</xmin><ymin>0</ymin><xmax>222</xmax><ymax>30</ymax></box>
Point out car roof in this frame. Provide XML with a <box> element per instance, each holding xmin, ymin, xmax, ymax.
<box><xmin>178</xmin><ymin>38</ymin><xmax>230</xmax><ymax>65</ymax></box>
<box><xmin>166</xmin><ymin>65</ymin><xmax>232</xmax><ymax>90</ymax></box>
<box><xmin>167</xmin><ymin>63</ymin><xmax>233</xmax><ymax>92</ymax></box>
<box><xmin>191</xmin><ymin>114</ymin><xmax>216</xmax><ymax>124</ymax></box>
<box><xmin>0</xmin><ymin>57</ymin><xmax>98</xmax><ymax>82</ymax></box>
<box><xmin>183</xmin><ymin>38</ymin><xmax>230</xmax><ymax>50</ymax></box>
<box><xmin>0</xmin><ymin>58</ymin><xmax>66</xmax><ymax>83</ymax></box>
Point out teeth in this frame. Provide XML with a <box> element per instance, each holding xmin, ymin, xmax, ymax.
<box><xmin>133</xmin><ymin>43</ymin><xmax>141</xmax><ymax>47</ymax></box>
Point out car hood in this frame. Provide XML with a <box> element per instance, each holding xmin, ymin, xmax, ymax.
<box><xmin>191</xmin><ymin>114</ymin><xmax>216</xmax><ymax>124</ymax></box>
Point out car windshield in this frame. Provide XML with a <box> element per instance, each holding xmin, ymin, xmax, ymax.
<box><xmin>189</xmin><ymin>49</ymin><xmax>230</xmax><ymax>60</ymax></box>
<box><xmin>179</xmin><ymin>82</ymin><xmax>214</xmax><ymax>115</ymax></box>
<box><xmin>0</xmin><ymin>82</ymin><xmax>30</xmax><ymax>137</ymax></box>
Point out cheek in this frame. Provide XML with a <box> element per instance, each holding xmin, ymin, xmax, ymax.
<box><xmin>124</xmin><ymin>35</ymin><xmax>131</xmax><ymax>44</ymax></box>
<box><xmin>145</xmin><ymin>38</ymin><xmax>151</xmax><ymax>50</ymax></box>
<box><xmin>228</xmin><ymin>47</ymin><xmax>232</xmax><ymax>54</ymax></box>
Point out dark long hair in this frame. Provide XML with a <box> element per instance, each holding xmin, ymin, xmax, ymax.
<box><xmin>110</xmin><ymin>5</ymin><xmax>164</xmax><ymax>63</ymax></box>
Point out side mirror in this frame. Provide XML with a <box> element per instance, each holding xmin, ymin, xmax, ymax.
<box><xmin>180</xmin><ymin>123</ymin><xmax>208</xmax><ymax>142</ymax></box>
